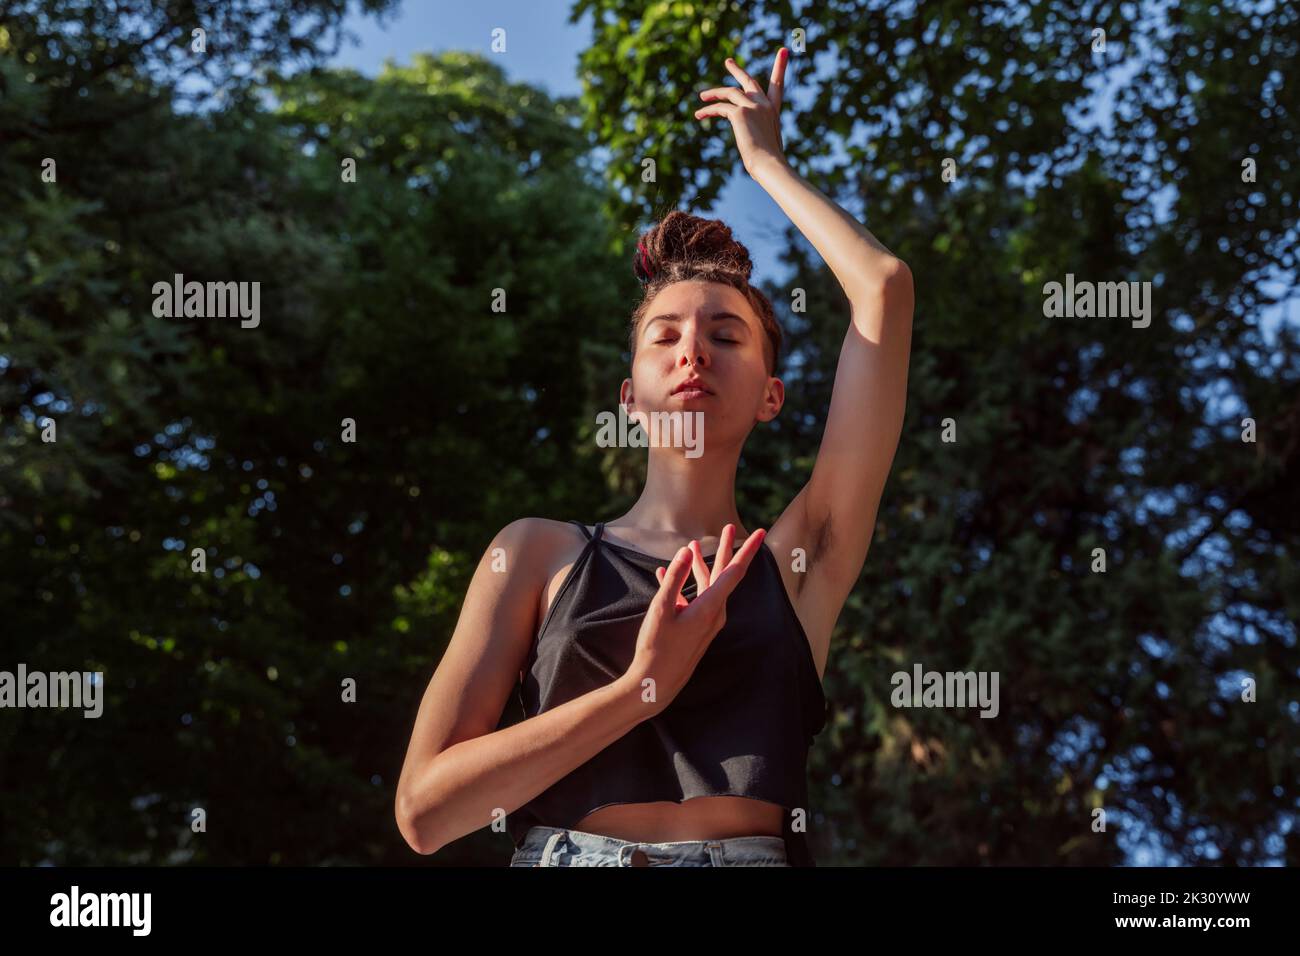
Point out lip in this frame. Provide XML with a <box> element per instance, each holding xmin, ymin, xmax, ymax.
<box><xmin>671</xmin><ymin>378</ymin><xmax>715</xmax><ymax>397</ymax></box>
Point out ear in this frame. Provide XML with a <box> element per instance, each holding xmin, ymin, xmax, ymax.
<box><xmin>756</xmin><ymin>376</ymin><xmax>785</xmax><ymax>423</ymax></box>
<box><xmin>619</xmin><ymin>378</ymin><xmax>645</xmax><ymax>429</ymax></box>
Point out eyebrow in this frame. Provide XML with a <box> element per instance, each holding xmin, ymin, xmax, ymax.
<box><xmin>645</xmin><ymin>311</ymin><xmax>749</xmax><ymax>329</ymax></box>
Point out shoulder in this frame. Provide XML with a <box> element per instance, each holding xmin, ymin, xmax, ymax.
<box><xmin>491</xmin><ymin>517</ymin><xmax>585</xmax><ymax>550</ymax></box>
<box><xmin>484</xmin><ymin>518</ymin><xmax>588</xmax><ymax>579</ymax></box>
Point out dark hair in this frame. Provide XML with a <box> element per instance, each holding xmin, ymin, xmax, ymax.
<box><xmin>630</xmin><ymin>211</ymin><xmax>782</xmax><ymax>375</ymax></box>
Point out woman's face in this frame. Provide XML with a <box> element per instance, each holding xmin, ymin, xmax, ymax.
<box><xmin>622</xmin><ymin>279</ymin><xmax>783</xmax><ymax>452</ymax></box>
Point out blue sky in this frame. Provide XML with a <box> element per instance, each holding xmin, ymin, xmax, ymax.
<box><xmin>329</xmin><ymin>1</ymin><xmax>1296</xmax><ymax>346</ymax></box>
<box><xmin>330</xmin><ymin>0</ymin><xmax>805</xmax><ymax>283</ymax></box>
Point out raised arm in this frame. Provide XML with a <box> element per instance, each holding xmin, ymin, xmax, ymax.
<box><xmin>695</xmin><ymin>49</ymin><xmax>914</xmax><ymax>621</ymax></box>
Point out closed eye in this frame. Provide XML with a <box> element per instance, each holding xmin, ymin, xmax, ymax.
<box><xmin>654</xmin><ymin>336</ymin><xmax>740</xmax><ymax>345</ymax></box>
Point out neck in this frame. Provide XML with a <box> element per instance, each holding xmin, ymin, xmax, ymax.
<box><xmin>614</xmin><ymin>443</ymin><xmax>746</xmax><ymax>540</ymax></box>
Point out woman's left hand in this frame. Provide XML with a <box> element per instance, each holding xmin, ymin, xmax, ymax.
<box><xmin>694</xmin><ymin>48</ymin><xmax>790</xmax><ymax>177</ymax></box>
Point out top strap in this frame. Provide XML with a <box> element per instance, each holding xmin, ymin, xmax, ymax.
<box><xmin>568</xmin><ymin>520</ymin><xmax>604</xmax><ymax>543</ymax></box>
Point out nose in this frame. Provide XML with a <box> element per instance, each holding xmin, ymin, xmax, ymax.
<box><xmin>677</xmin><ymin>325</ymin><xmax>710</xmax><ymax>368</ymax></box>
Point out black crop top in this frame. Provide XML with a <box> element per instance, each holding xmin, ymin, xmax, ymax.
<box><xmin>508</xmin><ymin>520</ymin><xmax>828</xmax><ymax>865</ymax></box>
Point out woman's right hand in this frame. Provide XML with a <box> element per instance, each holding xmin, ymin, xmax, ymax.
<box><xmin>622</xmin><ymin>524</ymin><xmax>767</xmax><ymax>714</ymax></box>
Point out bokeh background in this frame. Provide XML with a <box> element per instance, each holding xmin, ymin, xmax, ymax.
<box><xmin>2</xmin><ymin>0</ymin><xmax>1296</xmax><ymax>866</ymax></box>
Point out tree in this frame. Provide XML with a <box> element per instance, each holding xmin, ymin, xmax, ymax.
<box><xmin>572</xmin><ymin>0</ymin><xmax>1299</xmax><ymax>864</ymax></box>
<box><xmin>2</xmin><ymin>1</ymin><xmax>628</xmax><ymax>861</ymax></box>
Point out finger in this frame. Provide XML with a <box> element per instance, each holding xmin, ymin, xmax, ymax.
<box><xmin>655</xmin><ymin>546</ymin><xmax>694</xmax><ymax>611</ymax></box>
<box><xmin>699</xmin><ymin>86</ymin><xmax>752</xmax><ymax>109</ymax></box>
<box><xmin>686</xmin><ymin>530</ymin><xmax>764</xmax><ymax>621</ymax></box>
<box><xmin>710</xmin><ymin>523</ymin><xmax>736</xmax><ymax>585</ymax></box>
<box><xmin>768</xmin><ymin>47</ymin><xmax>787</xmax><ymax>113</ymax></box>
<box><xmin>693</xmin><ymin>104</ymin><xmax>737</xmax><ymax>122</ymax></box>
<box><xmin>726</xmin><ymin>526</ymin><xmax>766</xmax><ymax>566</ymax></box>
<box><xmin>701</xmin><ymin>527</ymin><xmax>766</xmax><ymax>603</ymax></box>
<box><xmin>724</xmin><ymin>56</ymin><xmax>762</xmax><ymax>94</ymax></box>
<box><xmin>689</xmin><ymin>540</ymin><xmax>711</xmax><ymax>594</ymax></box>
<box><xmin>655</xmin><ymin>565</ymin><xmax>686</xmax><ymax>608</ymax></box>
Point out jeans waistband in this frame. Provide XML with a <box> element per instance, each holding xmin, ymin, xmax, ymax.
<box><xmin>510</xmin><ymin>825</ymin><xmax>789</xmax><ymax>867</ymax></box>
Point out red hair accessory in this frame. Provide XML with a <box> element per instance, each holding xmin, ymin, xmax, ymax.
<box><xmin>635</xmin><ymin>238</ymin><xmax>656</xmax><ymax>284</ymax></box>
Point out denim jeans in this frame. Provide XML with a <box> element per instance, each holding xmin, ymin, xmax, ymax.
<box><xmin>508</xmin><ymin>825</ymin><xmax>790</xmax><ymax>867</ymax></box>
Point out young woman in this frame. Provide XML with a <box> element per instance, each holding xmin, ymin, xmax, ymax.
<box><xmin>395</xmin><ymin>48</ymin><xmax>913</xmax><ymax>866</ymax></box>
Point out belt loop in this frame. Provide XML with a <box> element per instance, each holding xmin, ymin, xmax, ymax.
<box><xmin>539</xmin><ymin>830</ymin><xmax>565</xmax><ymax>867</ymax></box>
<box><xmin>619</xmin><ymin>844</ymin><xmax>654</xmax><ymax>866</ymax></box>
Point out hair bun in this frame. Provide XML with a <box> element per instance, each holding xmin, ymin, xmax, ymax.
<box><xmin>633</xmin><ymin>210</ymin><xmax>753</xmax><ymax>285</ymax></box>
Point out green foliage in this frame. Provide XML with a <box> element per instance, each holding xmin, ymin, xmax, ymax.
<box><xmin>1</xmin><ymin>5</ymin><xmax>627</xmax><ymax>863</ymax></box>
<box><xmin>576</xmin><ymin>0</ymin><xmax>1299</xmax><ymax>864</ymax></box>
<box><xmin>2</xmin><ymin>0</ymin><xmax>1296</xmax><ymax>867</ymax></box>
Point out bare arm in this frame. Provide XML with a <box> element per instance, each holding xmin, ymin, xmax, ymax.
<box><xmin>394</xmin><ymin>519</ymin><xmax>652</xmax><ymax>855</ymax></box>
<box><xmin>756</xmin><ymin>149</ymin><xmax>913</xmax><ymax>594</ymax></box>
<box><xmin>394</xmin><ymin>520</ymin><xmax>764</xmax><ymax>856</ymax></box>
<box><xmin>697</xmin><ymin>50</ymin><xmax>914</xmax><ymax>642</ymax></box>
<box><xmin>397</xmin><ymin>670</ymin><xmax>649</xmax><ymax>855</ymax></box>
